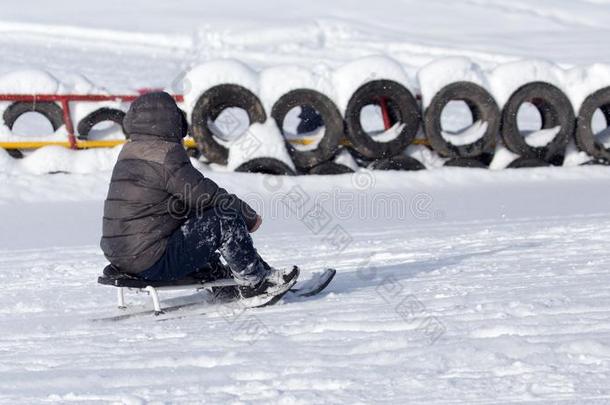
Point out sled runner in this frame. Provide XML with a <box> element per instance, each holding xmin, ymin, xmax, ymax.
<box><xmin>97</xmin><ymin>264</ymin><xmax>336</xmax><ymax>319</ymax></box>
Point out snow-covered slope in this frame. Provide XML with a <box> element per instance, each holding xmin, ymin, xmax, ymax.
<box><xmin>1</xmin><ymin>0</ymin><xmax>610</xmax><ymax>91</ymax></box>
<box><xmin>1</xmin><ymin>1</ymin><xmax>610</xmax><ymax>403</ymax></box>
<box><xmin>2</xmin><ymin>167</ymin><xmax>610</xmax><ymax>403</ymax></box>
<box><xmin>3</xmin><ymin>213</ymin><xmax>610</xmax><ymax>403</ymax></box>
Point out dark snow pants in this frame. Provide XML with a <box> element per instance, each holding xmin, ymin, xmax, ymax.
<box><xmin>138</xmin><ymin>208</ymin><xmax>265</xmax><ymax>286</ymax></box>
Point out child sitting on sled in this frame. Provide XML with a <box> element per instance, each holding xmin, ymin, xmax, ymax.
<box><xmin>100</xmin><ymin>92</ymin><xmax>298</xmax><ymax>306</ymax></box>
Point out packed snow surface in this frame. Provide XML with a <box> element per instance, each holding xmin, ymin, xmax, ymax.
<box><xmin>2</xmin><ymin>167</ymin><xmax>610</xmax><ymax>403</ymax></box>
<box><xmin>2</xmin><ymin>0</ymin><xmax>610</xmax><ymax>403</ymax></box>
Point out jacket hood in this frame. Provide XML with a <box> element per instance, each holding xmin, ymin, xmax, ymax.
<box><xmin>123</xmin><ymin>92</ymin><xmax>187</xmax><ymax>141</ymax></box>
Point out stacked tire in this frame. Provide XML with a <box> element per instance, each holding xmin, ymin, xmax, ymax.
<box><xmin>421</xmin><ymin>81</ymin><xmax>578</xmax><ymax>169</ymax></box>
<box><xmin>5</xmin><ymin>71</ymin><xmax>610</xmax><ymax>172</ymax></box>
<box><xmin>575</xmin><ymin>87</ymin><xmax>610</xmax><ymax>164</ymax></box>
<box><xmin>424</xmin><ymin>82</ymin><xmax>499</xmax><ymax>163</ymax></box>
<box><xmin>185</xmin><ymin>79</ymin><xmax>603</xmax><ymax>173</ymax></box>
<box><xmin>500</xmin><ymin>82</ymin><xmax>574</xmax><ymax>168</ymax></box>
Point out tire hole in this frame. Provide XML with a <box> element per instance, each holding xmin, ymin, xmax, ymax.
<box><xmin>440</xmin><ymin>100</ymin><xmax>474</xmax><ymax>133</ymax></box>
<box><xmin>87</xmin><ymin>121</ymin><xmax>124</xmax><ymax>140</ymax></box>
<box><xmin>359</xmin><ymin>99</ymin><xmax>402</xmax><ymax>143</ymax></box>
<box><xmin>518</xmin><ymin>100</ymin><xmax>560</xmax><ymax>147</ymax></box>
<box><xmin>517</xmin><ymin>102</ymin><xmax>543</xmax><ymax>133</ymax></box>
<box><xmin>10</xmin><ymin>112</ymin><xmax>55</xmax><ymax>136</ymax></box>
<box><xmin>360</xmin><ymin>103</ymin><xmax>386</xmax><ymax>133</ymax></box>
<box><xmin>591</xmin><ymin>107</ymin><xmax>610</xmax><ymax>147</ymax></box>
<box><xmin>208</xmin><ymin>107</ymin><xmax>250</xmax><ymax>142</ymax></box>
<box><xmin>281</xmin><ymin>105</ymin><xmax>325</xmax><ymax>152</ymax></box>
<box><xmin>440</xmin><ymin>100</ymin><xmax>485</xmax><ymax>146</ymax></box>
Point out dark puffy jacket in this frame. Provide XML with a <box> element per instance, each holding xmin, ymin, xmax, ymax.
<box><xmin>101</xmin><ymin>92</ymin><xmax>257</xmax><ymax>274</ymax></box>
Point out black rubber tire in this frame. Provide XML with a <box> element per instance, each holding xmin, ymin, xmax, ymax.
<box><xmin>271</xmin><ymin>89</ymin><xmax>343</xmax><ymax>170</ymax></box>
<box><xmin>235</xmin><ymin>158</ymin><xmax>296</xmax><ymax>176</ymax></box>
<box><xmin>4</xmin><ymin>149</ymin><xmax>24</xmax><ymax>159</ymax></box>
<box><xmin>344</xmin><ymin>80</ymin><xmax>420</xmax><ymax>159</ymax></box>
<box><xmin>3</xmin><ymin>101</ymin><xmax>64</xmax><ymax>131</ymax></box>
<box><xmin>77</xmin><ymin>107</ymin><xmax>126</xmax><ymax>140</ymax></box>
<box><xmin>581</xmin><ymin>158</ymin><xmax>610</xmax><ymax>166</ymax></box>
<box><xmin>506</xmin><ymin>157</ymin><xmax>551</xmax><ymax>169</ymax></box>
<box><xmin>368</xmin><ymin>155</ymin><xmax>425</xmax><ymax>171</ymax></box>
<box><xmin>424</xmin><ymin>81</ymin><xmax>500</xmax><ymax>158</ymax></box>
<box><xmin>186</xmin><ymin>148</ymin><xmax>201</xmax><ymax>160</ymax></box>
<box><xmin>443</xmin><ymin>157</ymin><xmax>488</xmax><ymax>168</ymax></box>
<box><xmin>191</xmin><ymin>84</ymin><xmax>267</xmax><ymax>165</ymax></box>
<box><xmin>501</xmin><ymin>82</ymin><xmax>575</xmax><ymax>161</ymax></box>
<box><xmin>308</xmin><ymin>161</ymin><xmax>354</xmax><ymax>175</ymax></box>
<box><xmin>575</xmin><ymin>86</ymin><xmax>610</xmax><ymax>161</ymax></box>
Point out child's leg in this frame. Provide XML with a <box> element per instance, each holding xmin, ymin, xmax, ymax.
<box><xmin>204</xmin><ymin>209</ymin><xmax>267</xmax><ymax>285</ymax></box>
<box><xmin>139</xmin><ymin>208</ymin><xmax>266</xmax><ymax>285</ymax></box>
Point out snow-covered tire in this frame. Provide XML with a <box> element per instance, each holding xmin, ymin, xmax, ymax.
<box><xmin>77</xmin><ymin>107</ymin><xmax>126</xmax><ymax>140</ymax></box>
<box><xmin>368</xmin><ymin>155</ymin><xmax>425</xmax><ymax>171</ymax></box>
<box><xmin>344</xmin><ymin>80</ymin><xmax>420</xmax><ymax>159</ymax></box>
<box><xmin>308</xmin><ymin>161</ymin><xmax>354</xmax><ymax>175</ymax></box>
<box><xmin>191</xmin><ymin>84</ymin><xmax>267</xmax><ymax>165</ymax></box>
<box><xmin>271</xmin><ymin>89</ymin><xmax>343</xmax><ymax>170</ymax></box>
<box><xmin>501</xmin><ymin>82</ymin><xmax>574</xmax><ymax>161</ymax></box>
<box><xmin>444</xmin><ymin>157</ymin><xmax>488</xmax><ymax>168</ymax></box>
<box><xmin>424</xmin><ymin>82</ymin><xmax>500</xmax><ymax>158</ymax></box>
<box><xmin>3</xmin><ymin>101</ymin><xmax>64</xmax><ymax>131</ymax></box>
<box><xmin>575</xmin><ymin>87</ymin><xmax>610</xmax><ymax>162</ymax></box>
<box><xmin>235</xmin><ymin>157</ymin><xmax>296</xmax><ymax>176</ymax></box>
<box><xmin>506</xmin><ymin>157</ymin><xmax>551</xmax><ymax>169</ymax></box>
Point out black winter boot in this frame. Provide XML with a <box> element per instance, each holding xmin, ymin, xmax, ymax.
<box><xmin>238</xmin><ymin>266</ymin><xmax>300</xmax><ymax>307</ymax></box>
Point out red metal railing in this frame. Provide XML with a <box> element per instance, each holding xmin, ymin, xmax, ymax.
<box><xmin>0</xmin><ymin>93</ymin><xmax>184</xmax><ymax>149</ymax></box>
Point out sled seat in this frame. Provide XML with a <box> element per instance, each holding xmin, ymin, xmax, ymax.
<box><xmin>97</xmin><ymin>264</ymin><xmax>238</xmax><ymax>315</ymax></box>
<box><xmin>97</xmin><ymin>264</ymin><xmax>212</xmax><ymax>289</ymax></box>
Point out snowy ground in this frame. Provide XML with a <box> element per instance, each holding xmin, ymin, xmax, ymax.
<box><xmin>2</xmin><ymin>168</ymin><xmax>610</xmax><ymax>403</ymax></box>
<box><xmin>2</xmin><ymin>1</ymin><xmax>610</xmax><ymax>403</ymax></box>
